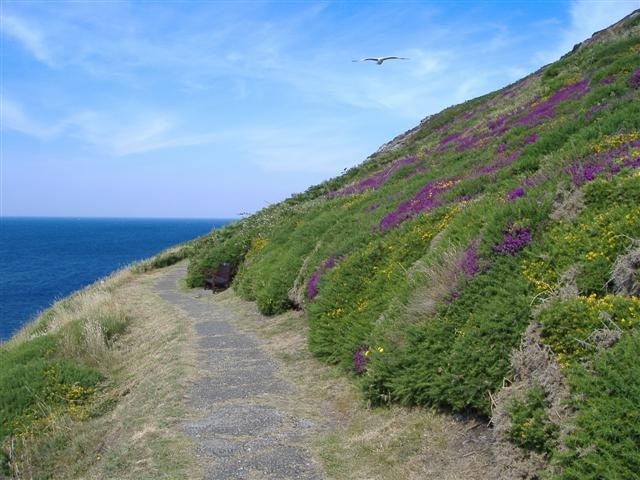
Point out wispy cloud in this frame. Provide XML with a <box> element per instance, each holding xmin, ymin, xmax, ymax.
<box><xmin>0</xmin><ymin>96</ymin><xmax>223</xmax><ymax>156</ymax></box>
<box><xmin>540</xmin><ymin>0</ymin><xmax>639</xmax><ymax>64</ymax></box>
<box><xmin>0</xmin><ymin>13</ymin><xmax>54</xmax><ymax>66</ymax></box>
<box><xmin>1</xmin><ymin>96</ymin><xmax>65</xmax><ymax>138</ymax></box>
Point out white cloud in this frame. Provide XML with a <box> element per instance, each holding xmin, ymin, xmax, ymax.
<box><xmin>1</xmin><ymin>14</ymin><xmax>54</xmax><ymax>66</ymax></box>
<box><xmin>0</xmin><ymin>96</ymin><xmax>65</xmax><ymax>138</ymax></box>
<box><xmin>541</xmin><ymin>0</ymin><xmax>639</xmax><ymax>63</ymax></box>
<box><xmin>0</xmin><ymin>97</ymin><xmax>223</xmax><ymax>157</ymax></box>
<box><xmin>71</xmin><ymin>111</ymin><xmax>232</xmax><ymax>157</ymax></box>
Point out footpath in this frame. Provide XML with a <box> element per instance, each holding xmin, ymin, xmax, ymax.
<box><xmin>155</xmin><ymin>265</ymin><xmax>322</xmax><ymax>480</ymax></box>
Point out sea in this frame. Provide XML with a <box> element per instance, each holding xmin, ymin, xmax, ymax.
<box><xmin>0</xmin><ymin>217</ymin><xmax>231</xmax><ymax>341</ymax></box>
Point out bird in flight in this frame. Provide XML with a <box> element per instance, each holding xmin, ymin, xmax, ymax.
<box><xmin>352</xmin><ymin>56</ymin><xmax>409</xmax><ymax>65</ymax></box>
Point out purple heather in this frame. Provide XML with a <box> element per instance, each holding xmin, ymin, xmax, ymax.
<box><xmin>567</xmin><ymin>138</ymin><xmax>640</xmax><ymax>185</ymax></box>
<box><xmin>460</xmin><ymin>240</ymin><xmax>480</xmax><ymax>276</ymax></box>
<box><xmin>506</xmin><ymin>187</ymin><xmax>526</xmax><ymax>202</ymax></box>
<box><xmin>600</xmin><ymin>74</ymin><xmax>616</xmax><ymax>85</ymax></box>
<box><xmin>307</xmin><ymin>256</ymin><xmax>337</xmax><ymax>300</ymax></box>
<box><xmin>629</xmin><ymin>68</ymin><xmax>640</xmax><ymax>89</ymax></box>
<box><xmin>378</xmin><ymin>177</ymin><xmax>459</xmax><ymax>231</ymax></box>
<box><xmin>493</xmin><ymin>223</ymin><xmax>532</xmax><ymax>255</ymax></box>
<box><xmin>352</xmin><ymin>345</ymin><xmax>369</xmax><ymax>374</ymax></box>
<box><xmin>331</xmin><ymin>155</ymin><xmax>422</xmax><ymax>197</ymax></box>
<box><xmin>513</xmin><ymin>79</ymin><xmax>589</xmax><ymax>128</ymax></box>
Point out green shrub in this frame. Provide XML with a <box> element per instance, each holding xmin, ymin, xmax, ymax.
<box><xmin>508</xmin><ymin>386</ymin><xmax>559</xmax><ymax>455</ymax></box>
<box><xmin>539</xmin><ymin>295</ymin><xmax>639</xmax><ymax>367</ymax></box>
<box><xmin>181</xmin><ymin>24</ymin><xmax>640</xmax><ymax>472</ymax></box>
<box><xmin>550</xmin><ymin>332</ymin><xmax>640</xmax><ymax>479</ymax></box>
<box><xmin>0</xmin><ymin>334</ymin><xmax>102</xmax><ymax>439</ymax></box>
<box><xmin>366</xmin><ymin>256</ymin><xmax>532</xmax><ymax>416</ymax></box>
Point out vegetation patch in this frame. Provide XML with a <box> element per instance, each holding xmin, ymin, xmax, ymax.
<box><xmin>1</xmin><ymin>265</ymin><xmax>197</xmax><ymax>479</ymax></box>
<box><xmin>507</xmin><ymin>386</ymin><xmax>559</xmax><ymax>455</ymax></box>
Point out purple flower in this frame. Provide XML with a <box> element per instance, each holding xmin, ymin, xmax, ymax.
<box><xmin>495</xmin><ymin>143</ymin><xmax>508</xmax><ymax>154</ymax></box>
<box><xmin>488</xmin><ymin>114</ymin><xmax>511</xmax><ymax>136</ymax></box>
<box><xmin>378</xmin><ymin>177</ymin><xmax>459</xmax><ymax>231</ymax></box>
<box><xmin>463</xmin><ymin>110</ymin><xmax>476</xmax><ymax>121</ymax></box>
<box><xmin>352</xmin><ymin>345</ymin><xmax>369</xmax><ymax>374</ymax></box>
<box><xmin>330</xmin><ymin>155</ymin><xmax>422</xmax><ymax>197</ymax></box>
<box><xmin>472</xmin><ymin>149</ymin><xmax>522</xmax><ymax>178</ymax></box>
<box><xmin>437</xmin><ymin>131</ymin><xmax>464</xmax><ymax>151</ymax></box>
<box><xmin>506</xmin><ymin>187</ymin><xmax>526</xmax><ymax>202</ymax></box>
<box><xmin>600</xmin><ymin>74</ymin><xmax>616</xmax><ymax>85</ymax></box>
<box><xmin>493</xmin><ymin>222</ymin><xmax>532</xmax><ymax>255</ymax></box>
<box><xmin>523</xmin><ymin>133</ymin><xmax>538</xmax><ymax>145</ymax></box>
<box><xmin>460</xmin><ymin>240</ymin><xmax>480</xmax><ymax>276</ymax></box>
<box><xmin>568</xmin><ymin>163</ymin><xmax>606</xmax><ymax>185</ymax></box>
<box><xmin>566</xmin><ymin>137</ymin><xmax>640</xmax><ymax>185</ymax></box>
<box><xmin>514</xmin><ymin>79</ymin><xmax>589</xmax><ymax>128</ymax></box>
<box><xmin>629</xmin><ymin>68</ymin><xmax>640</xmax><ymax>89</ymax></box>
<box><xmin>307</xmin><ymin>256</ymin><xmax>337</xmax><ymax>299</ymax></box>
<box><xmin>306</xmin><ymin>270</ymin><xmax>321</xmax><ymax>300</ymax></box>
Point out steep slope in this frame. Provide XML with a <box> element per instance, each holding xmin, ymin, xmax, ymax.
<box><xmin>188</xmin><ymin>11</ymin><xmax>640</xmax><ymax>479</ymax></box>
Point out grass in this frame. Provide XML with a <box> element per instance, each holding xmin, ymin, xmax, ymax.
<box><xmin>1</xmin><ymin>266</ymin><xmax>198</xmax><ymax>479</ymax></box>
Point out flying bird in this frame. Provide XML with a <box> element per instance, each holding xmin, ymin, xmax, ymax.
<box><xmin>352</xmin><ymin>56</ymin><xmax>409</xmax><ymax>65</ymax></box>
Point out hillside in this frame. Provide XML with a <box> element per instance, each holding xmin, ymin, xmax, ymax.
<box><xmin>186</xmin><ymin>11</ymin><xmax>640</xmax><ymax>479</ymax></box>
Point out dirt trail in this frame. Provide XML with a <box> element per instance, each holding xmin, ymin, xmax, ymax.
<box><xmin>155</xmin><ymin>265</ymin><xmax>322</xmax><ymax>479</ymax></box>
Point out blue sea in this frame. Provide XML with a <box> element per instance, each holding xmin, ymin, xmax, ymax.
<box><xmin>0</xmin><ymin>217</ymin><xmax>231</xmax><ymax>341</ymax></box>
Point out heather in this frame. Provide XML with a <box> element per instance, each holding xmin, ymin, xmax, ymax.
<box><xmin>187</xmin><ymin>13</ymin><xmax>640</xmax><ymax>479</ymax></box>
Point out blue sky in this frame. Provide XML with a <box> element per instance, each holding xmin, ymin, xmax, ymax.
<box><xmin>1</xmin><ymin>0</ymin><xmax>637</xmax><ymax>218</ymax></box>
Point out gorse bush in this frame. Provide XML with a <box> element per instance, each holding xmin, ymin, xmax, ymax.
<box><xmin>508</xmin><ymin>386</ymin><xmax>559</xmax><ymax>455</ymax></box>
<box><xmin>550</xmin><ymin>333</ymin><xmax>640</xmax><ymax>480</ymax></box>
<box><xmin>187</xmin><ymin>13</ymin><xmax>640</xmax><ymax>478</ymax></box>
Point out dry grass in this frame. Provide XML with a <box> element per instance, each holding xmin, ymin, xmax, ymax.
<box><xmin>407</xmin><ymin>245</ymin><xmax>465</xmax><ymax>318</ymax></box>
<box><xmin>209</xmin><ymin>289</ymin><xmax>495</xmax><ymax>480</ymax></box>
<box><xmin>611</xmin><ymin>243</ymin><xmax>640</xmax><ymax>296</ymax></box>
<box><xmin>490</xmin><ymin>322</ymin><xmax>571</xmax><ymax>480</ymax></box>
<box><xmin>5</xmin><ymin>266</ymin><xmax>199</xmax><ymax>479</ymax></box>
<box><xmin>549</xmin><ymin>183</ymin><xmax>585</xmax><ymax>222</ymax></box>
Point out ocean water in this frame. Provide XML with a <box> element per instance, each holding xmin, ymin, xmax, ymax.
<box><xmin>0</xmin><ymin>217</ymin><xmax>231</xmax><ymax>341</ymax></box>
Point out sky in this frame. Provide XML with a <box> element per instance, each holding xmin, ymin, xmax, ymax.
<box><xmin>1</xmin><ymin>0</ymin><xmax>638</xmax><ymax>219</ymax></box>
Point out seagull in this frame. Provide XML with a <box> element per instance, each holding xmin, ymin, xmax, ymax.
<box><xmin>352</xmin><ymin>56</ymin><xmax>409</xmax><ymax>65</ymax></box>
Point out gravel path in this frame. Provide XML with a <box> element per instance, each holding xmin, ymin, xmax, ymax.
<box><xmin>155</xmin><ymin>265</ymin><xmax>322</xmax><ymax>479</ymax></box>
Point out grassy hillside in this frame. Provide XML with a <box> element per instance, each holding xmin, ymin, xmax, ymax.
<box><xmin>187</xmin><ymin>11</ymin><xmax>640</xmax><ymax>479</ymax></box>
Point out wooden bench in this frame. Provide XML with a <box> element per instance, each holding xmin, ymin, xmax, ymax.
<box><xmin>203</xmin><ymin>262</ymin><xmax>235</xmax><ymax>292</ymax></box>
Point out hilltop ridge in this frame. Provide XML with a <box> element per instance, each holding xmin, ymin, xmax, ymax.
<box><xmin>186</xmin><ymin>10</ymin><xmax>640</xmax><ymax>479</ymax></box>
